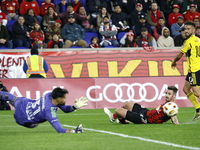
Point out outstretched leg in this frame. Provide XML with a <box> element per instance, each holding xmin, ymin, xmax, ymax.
<box><xmin>0</xmin><ymin>91</ymin><xmax>17</xmax><ymax>106</ymax></box>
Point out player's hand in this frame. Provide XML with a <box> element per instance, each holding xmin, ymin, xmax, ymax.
<box><xmin>73</xmin><ymin>97</ymin><xmax>88</xmax><ymax>109</ymax></box>
<box><xmin>171</xmin><ymin>60</ymin><xmax>176</xmax><ymax>69</ymax></box>
<box><xmin>75</xmin><ymin>124</ymin><xmax>83</xmax><ymax>133</ymax></box>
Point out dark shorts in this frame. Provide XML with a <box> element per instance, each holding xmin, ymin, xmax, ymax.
<box><xmin>185</xmin><ymin>70</ymin><xmax>200</xmax><ymax>86</ymax></box>
<box><xmin>125</xmin><ymin>103</ymin><xmax>149</xmax><ymax>124</ymax></box>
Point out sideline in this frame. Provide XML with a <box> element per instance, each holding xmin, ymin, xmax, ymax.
<box><xmin>63</xmin><ymin>125</ymin><xmax>200</xmax><ymax>150</ymax></box>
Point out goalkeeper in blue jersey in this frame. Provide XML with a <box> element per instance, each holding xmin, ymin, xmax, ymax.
<box><xmin>0</xmin><ymin>87</ymin><xmax>88</xmax><ymax>133</ymax></box>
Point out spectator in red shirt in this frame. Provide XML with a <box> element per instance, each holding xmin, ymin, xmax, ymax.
<box><xmin>0</xmin><ymin>9</ymin><xmax>7</xmax><ymax>26</ymax></box>
<box><xmin>30</xmin><ymin>22</ymin><xmax>44</xmax><ymax>48</ymax></box>
<box><xmin>20</xmin><ymin>0</ymin><xmax>42</xmax><ymax>23</ymax></box>
<box><xmin>168</xmin><ymin>4</ymin><xmax>184</xmax><ymax>26</ymax></box>
<box><xmin>89</xmin><ymin>36</ymin><xmax>99</xmax><ymax>48</ymax></box>
<box><xmin>184</xmin><ymin>4</ymin><xmax>200</xmax><ymax>21</ymax></box>
<box><xmin>153</xmin><ymin>17</ymin><xmax>166</xmax><ymax>40</ymax></box>
<box><xmin>147</xmin><ymin>2</ymin><xmax>165</xmax><ymax>30</ymax></box>
<box><xmin>1</xmin><ymin>0</ymin><xmax>19</xmax><ymax>21</ymax></box>
<box><xmin>40</xmin><ymin>0</ymin><xmax>55</xmax><ymax>16</ymax></box>
<box><xmin>71</xmin><ymin>0</ymin><xmax>82</xmax><ymax>13</ymax></box>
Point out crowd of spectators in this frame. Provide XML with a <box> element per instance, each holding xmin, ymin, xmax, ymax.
<box><xmin>0</xmin><ymin>0</ymin><xmax>200</xmax><ymax>49</ymax></box>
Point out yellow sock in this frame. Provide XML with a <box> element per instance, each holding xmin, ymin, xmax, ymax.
<box><xmin>187</xmin><ymin>92</ymin><xmax>200</xmax><ymax>109</ymax></box>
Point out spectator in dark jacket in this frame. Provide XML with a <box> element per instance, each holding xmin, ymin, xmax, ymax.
<box><xmin>61</xmin><ymin>15</ymin><xmax>86</xmax><ymax>48</ymax></box>
<box><xmin>129</xmin><ymin>3</ymin><xmax>146</xmax><ymax>31</ymax></box>
<box><xmin>174</xmin><ymin>28</ymin><xmax>186</xmax><ymax>46</ymax></box>
<box><xmin>159</xmin><ymin>0</ymin><xmax>175</xmax><ymax>19</ymax></box>
<box><xmin>12</xmin><ymin>16</ymin><xmax>30</xmax><ymax>48</ymax></box>
<box><xmin>0</xmin><ymin>20</ymin><xmax>12</xmax><ymax>48</ymax></box>
<box><xmin>56</xmin><ymin>4</ymin><xmax>86</xmax><ymax>25</ymax></box>
<box><xmin>23</xmin><ymin>8</ymin><xmax>39</xmax><ymax>32</ymax></box>
<box><xmin>88</xmin><ymin>0</ymin><xmax>107</xmax><ymax>17</ymax></box>
<box><xmin>134</xmin><ymin>14</ymin><xmax>152</xmax><ymax>37</ymax></box>
<box><xmin>56</xmin><ymin>0</ymin><xmax>68</xmax><ymax>13</ymax></box>
<box><xmin>111</xmin><ymin>5</ymin><xmax>130</xmax><ymax>32</ymax></box>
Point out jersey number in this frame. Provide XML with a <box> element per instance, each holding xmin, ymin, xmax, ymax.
<box><xmin>195</xmin><ymin>46</ymin><xmax>200</xmax><ymax>57</ymax></box>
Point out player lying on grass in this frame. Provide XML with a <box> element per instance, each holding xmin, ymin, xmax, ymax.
<box><xmin>104</xmin><ymin>86</ymin><xmax>179</xmax><ymax>124</ymax></box>
<box><xmin>0</xmin><ymin>87</ymin><xmax>88</xmax><ymax>133</ymax></box>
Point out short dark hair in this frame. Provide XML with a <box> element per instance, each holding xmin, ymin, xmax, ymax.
<box><xmin>185</xmin><ymin>21</ymin><xmax>196</xmax><ymax>28</ymax></box>
<box><xmin>52</xmin><ymin>87</ymin><xmax>69</xmax><ymax>99</ymax></box>
<box><xmin>158</xmin><ymin>17</ymin><xmax>165</xmax><ymax>20</ymax></box>
<box><xmin>168</xmin><ymin>86</ymin><xmax>178</xmax><ymax>94</ymax></box>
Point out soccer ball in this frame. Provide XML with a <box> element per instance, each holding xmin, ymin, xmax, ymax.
<box><xmin>163</xmin><ymin>102</ymin><xmax>179</xmax><ymax>117</ymax></box>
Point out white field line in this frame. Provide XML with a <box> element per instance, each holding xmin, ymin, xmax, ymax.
<box><xmin>63</xmin><ymin>125</ymin><xmax>200</xmax><ymax>150</ymax></box>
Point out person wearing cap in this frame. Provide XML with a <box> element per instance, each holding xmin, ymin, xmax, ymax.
<box><xmin>56</xmin><ymin>4</ymin><xmax>88</xmax><ymax>25</ymax></box>
<box><xmin>23</xmin><ymin>46</ymin><xmax>48</xmax><ymax>78</ymax></box>
<box><xmin>12</xmin><ymin>16</ymin><xmax>31</xmax><ymax>48</ymax></box>
<box><xmin>135</xmin><ymin>27</ymin><xmax>157</xmax><ymax>48</ymax></box>
<box><xmin>0</xmin><ymin>19</ymin><xmax>12</xmax><ymax>49</ymax></box>
<box><xmin>184</xmin><ymin>4</ymin><xmax>200</xmax><ymax>21</ymax></box>
<box><xmin>157</xmin><ymin>27</ymin><xmax>174</xmax><ymax>47</ymax></box>
<box><xmin>61</xmin><ymin>15</ymin><xmax>87</xmax><ymax>48</ymax></box>
<box><xmin>147</xmin><ymin>2</ymin><xmax>165</xmax><ymax>30</ymax></box>
<box><xmin>46</xmin><ymin>19</ymin><xmax>63</xmax><ymax>43</ymax></box>
<box><xmin>96</xmin><ymin>7</ymin><xmax>111</xmax><ymax>30</ymax></box>
<box><xmin>29</xmin><ymin>22</ymin><xmax>45</xmax><ymax>48</ymax></box>
<box><xmin>168</xmin><ymin>4</ymin><xmax>184</xmax><ymax>26</ymax></box>
<box><xmin>181</xmin><ymin>0</ymin><xmax>200</xmax><ymax>14</ymax></box>
<box><xmin>171</xmin><ymin>21</ymin><xmax>200</xmax><ymax>121</ymax></box>
<box><xmin>129</xmin><ymin>3</ymin><xmax>146</xmax><ymax>30</ymax></box>
<box><xmin>40</xmin><ymin>0</ymin><xmax>55</xmax><ymax>16</ymax></box>
<box><xmin>159</xmin><ymin>0</ymin><xmax>176</xmax><ymax>19</ymax></box>
<box><xmin>120</xmin><ymin>30</ymin><xmax>137</xmax><ymax>47</ymax></box>
<box><xmin>99</xmin><ymin>15</ymin><xmax>119</xmax><ymax>47</ymax></box>
<box><xmin>171</xmin><ymin>16</ymin><xmax>185</xmax><ymax>38</ymax></box>
<box><xmin>1</xmin><ymin>0</ymin><xmax>19</xmax><ymax>21</ymax></box>
<box><xmin>56</xmin><ymin>0</ymin><xmax>68</xmax><ymax>13</ymax></box>
<box><xmin>43</xmin><ymin>6</ymin><xmax>60</xmax><ymax>30</ymax></box>
<box><xmin>134</xmin><ymin>14</ymin><xmax>152</xmax><ymax>37</ymax></box>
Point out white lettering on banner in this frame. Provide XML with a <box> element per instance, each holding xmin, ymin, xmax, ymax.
<box><xmin>86</xmin><ymin>83</ymin><xmax>187</xmax><ymax>103</ymax></box>
<box><xmin>0</xmin><ymin>54</ymin><xmax>27</xmax><ymax>78</ymax></box>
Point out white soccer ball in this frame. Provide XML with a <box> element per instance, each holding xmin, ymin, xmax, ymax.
<box><xmin>163</xmin><ymin>102</ymin><xmax>179</xmax><ymax>117</ymax></box>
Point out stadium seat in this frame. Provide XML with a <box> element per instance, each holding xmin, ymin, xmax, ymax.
<box><xmin>14</xmin><ymin>47</ymin><xmax>30</xmax><ymax>49</ymax></box>
<box><xmin>36</xmin><ymin>0</ymin><xmax>45</xmax><ymax>6</ymax></box>
<box><xmin>68</xmin><ymin>46</ymin><xmax>82</xmax><ymax>48</ymax></box>
<box><xmin>6</xmin><ymin>20</ymin><xmax>16</xmax><ymax>33</ymax></box>
<box><xmin>53</xmin><ymin>0</ymin><xmax>60</xmax><ymax>6</ymax></box>
<box><xmin>117</xmin><ymin>32</ymin><xmax>127</xmax><ymax>42</ymax></box>
<box><xmin>0</xmin><ymin>46</ymin><xmax>10</xmax><ymax>49</ymax></box>
<box><xmin>84</xmin><ymin>32</ymin><xmax>98</xmax><ymax>47</ymax></box>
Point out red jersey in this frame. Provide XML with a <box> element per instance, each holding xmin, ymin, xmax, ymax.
<box><xmin>20</xmin><ymin>0</ymin><xmax>40</xmax><ymax>16</ymax></box>
<box><xmin>40</xmin><ymin>2</ymin><xmax>55</xmax><ymax>16</ymax></box>
<box><xmin>146</xmin><ymin>103</ymin><xmax>171</xmax><ymax>124</ymax></box>
<box><xmin>89</xmin><ymin>43</ymin><xmax>99</xmax><ymax>48</ymax></box>
<box><xmin>184</xmin><ymin>10</ymin><xmax>200</xmax><ymax>21</ymax></box>
<box><xmin>1</xmin><ymin>0</ymin><xmax>19</xmax><ymax>14</ymax></box>
<box><xmin>29</xmin><ymin>30</ymin><xmax>45</xmax><ymax>44</ymax></box>
<box><xmin>168</xmin><ymin>13</ymin><xmax>184</xmax><ymax>26</ymax></box>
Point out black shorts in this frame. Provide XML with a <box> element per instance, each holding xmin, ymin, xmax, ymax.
<box><xmin>125</xmin><ymin>103</ymin><xmax>149</xmax><ymax>124</ymax></box>
<box><xmin>185</xmin><ymin>70</ymin><xmax>200</xmax><ymax>86</ymax></box>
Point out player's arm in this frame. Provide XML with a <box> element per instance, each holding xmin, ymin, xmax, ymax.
<box><xmin>171</xmin><ymin>115</ymin><xmax>179</xmax><ymax>124</ymax></box>
<box><xmin>171</xmin><ymin>52</ymin><xmax>184</xmax><ymax>69</ymax></box>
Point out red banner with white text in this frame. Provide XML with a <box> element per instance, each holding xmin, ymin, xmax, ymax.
<box><xmin>0</xmin><ymin>49</ymin><xmax>187</xmax><ymax>78</ymax></box>
<box><xmin>1</xmin><ymin>77</ymin><xmax>192</xmax><ymax>110</ymax></box>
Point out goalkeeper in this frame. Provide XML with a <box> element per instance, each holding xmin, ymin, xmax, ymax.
<box><xmin>0</xmin><ymin>87</ymin><xmax>88</xmax><ymax>133</ymax></box>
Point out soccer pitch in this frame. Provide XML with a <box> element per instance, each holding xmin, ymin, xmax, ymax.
<box><xmin>0</xmin><ymin>107</ymin><xmax>200</xmax><ymax>150</ymax></box>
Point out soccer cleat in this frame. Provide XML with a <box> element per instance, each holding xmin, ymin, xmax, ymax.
<box><xmin>192</xmin><ymin>112</ymin><xmax>200</xmax><ymax>121</ymax></box>
<box><xmin>75</xmin><ymin>124</ymin><xmax>83</xmax><ymax>133</ymax></box>
<box><xmin>104</xmin><ymin>107</ymin><xmax>115</xmax><ymax>122</ymax></box>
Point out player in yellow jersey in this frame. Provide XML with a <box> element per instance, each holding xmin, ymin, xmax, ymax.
<box><xmin>171</xmin><ymin>21</ymin><xmax>200</xmax><ymax>121</ymax></box>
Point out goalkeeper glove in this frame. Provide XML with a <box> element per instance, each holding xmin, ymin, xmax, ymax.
<box><xmin>70</xmin><ymin>124</ymin><xmax>83</xmax><ymax>133</ymax></box>
<box><xmin>73</xmin><ymin>97</ymin><xmax>88</xmax><ymax>109</ymax></box>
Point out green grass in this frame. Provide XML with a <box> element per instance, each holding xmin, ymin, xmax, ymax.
<box><xmin>0</xmin><ymin>107</ymin><xmax>200</xmax><ymax>150</ymax></box>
